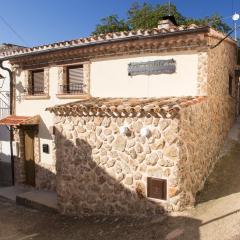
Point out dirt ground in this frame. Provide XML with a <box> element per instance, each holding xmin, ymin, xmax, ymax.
<box><xmin>1</xmin><ymin>121</ymin><xmax>240</xmax><ymax>240</ymax></box>
<box><xmin>0</xmin><ymin>196</ymin><xmax>202</xmax><ymax>240</ymax></box>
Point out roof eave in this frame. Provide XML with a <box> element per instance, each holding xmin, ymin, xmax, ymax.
<box><xmin>0</xmin><ymin>26</ymin><xmax>210</xmax><ymax>62</ymax></box>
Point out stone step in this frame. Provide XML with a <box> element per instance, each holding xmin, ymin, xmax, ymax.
<box><xmin>0</xmin><ymin>186</ymin><xmax>31</xmax><ymax>201</ymax></box>
<box><xmin>16</xmin><ymin>190</ymin><xmax>58</xmax><ymax>213</ymax></box>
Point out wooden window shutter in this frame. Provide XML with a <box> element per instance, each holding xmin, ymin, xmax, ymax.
<box><xmin>67</xmin><ymin>65</ymin><xmax>84</xmax><ymax>93</ymax></box>
<box><xmin>147</xmin><ymin>177</ymin><xmax>167</xmax><ymax>200</ymax></box>
<box><xmin>25</xmin><ymin>70</ymin><xmax>32</xmax><ymax>96</ymax></box>
<box><xmin>32</xmin><ymin>70</ymin><xmax>44</xmax><ymax>95</ymax></box>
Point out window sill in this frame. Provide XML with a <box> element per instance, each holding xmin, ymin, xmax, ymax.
<box><xmin>24</xmin><ymin>95</ymin><xmax>50</xmax><ymax>100</ymax></box>
<box><xmin>56</xmin><ymin>93</ymin><xmax>90</xmax><ymax>99</ymax></box>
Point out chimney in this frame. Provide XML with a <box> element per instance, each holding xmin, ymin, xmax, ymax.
<box><xmin>158</xmin><ymin>15</ymin><xmax>177</xmax><ymax>30</ymax></box>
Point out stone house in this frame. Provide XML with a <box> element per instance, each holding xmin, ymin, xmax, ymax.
<box><xmin>0</xmin><ymin>19</ymin><xmax>238</xmax><ymax>216</ymax></box>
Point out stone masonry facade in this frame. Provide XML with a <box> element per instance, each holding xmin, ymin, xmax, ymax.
<box><xmin>50</xmin><ymin>35</ymin><xmax>237</xmax><ymax>216</ymax></box>
<box><xmin>53</xmin><ymin>95</ymin><xmax>235</xmax><ymax>217</ymax></box>
<box><xmin>54</xmin><ymin>113</ymin><xmax>182</xmax><ymax>216</ymax></box>
<box><xmin>10</xmin><ymin>26</ymin><xmax>237</xmax><ymax>217</ymax></box>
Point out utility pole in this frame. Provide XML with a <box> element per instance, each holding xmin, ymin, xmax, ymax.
<box><xmin>232</xmin><ymin>13</ymin><xmax>240</xmax><ymax>40</ymax></box>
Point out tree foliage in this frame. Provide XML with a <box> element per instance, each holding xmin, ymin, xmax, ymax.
<box><xmin>184</xmin><ymin>14</ymin><xmax>231</xmax><ymax>33</ymax></box>
<box><xmin>127</xmin><ymin>2</ymin><xmax>186</xmax><ymax>29</ymax></box>
<box><xmin>92</xmin><ymin>2</ymin><xmax>231</xmax><ymax>35</ymax></box>
<box><xmin>92</xmin><ymin>15</ymin><xmax>129</xmax><ymax>35</ymax></box>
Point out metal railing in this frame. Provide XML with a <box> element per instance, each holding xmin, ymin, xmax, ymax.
<box><xmin>24</xmin><ymin>86</ymin><xmax>47</xmax><ymax>96</ymax></box>
<box><xmin>0</xmin><ymin>91</ymin><xmax>10</xmax><ymax>119</ymax></box>
<box><xmin>59</xmin><ymin>83</ymin><xmax>84</xmax><ymax>94</ymax></box>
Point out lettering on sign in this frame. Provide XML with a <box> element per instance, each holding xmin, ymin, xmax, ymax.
<box><xmin>128</xmin><ymin>59</ymin><xmax>176</xmax><ymax>76</ymax></box>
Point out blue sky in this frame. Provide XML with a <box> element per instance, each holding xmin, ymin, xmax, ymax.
<box><xmin>0</xmin><ymin>0</ymin><xmax>239</xmax><ymax>47</ymax></box>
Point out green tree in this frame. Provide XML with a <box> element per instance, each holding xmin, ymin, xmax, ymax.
<box><xmin>185</xmin><ymin>14</ymin><xmax>231</xmax><ymax>33</ymax></box>
<box><xmin>127</xmin><ymin>2</ymin><xmax>185</xmax><ymax>29</ymax></box>
<box><xmin>92</xmin><ymin>15</ymin><xmax>129</xmax><ymax>35</ymax></box>
<box><xmin>92</xmin><ymin>2</ymin><xmax>231</xmax><ymax>35</ymax></box>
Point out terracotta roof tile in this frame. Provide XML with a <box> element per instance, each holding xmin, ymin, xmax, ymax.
<box><xmin>46</xmin><ymin>96</ymin><xmax>207</xmax><ymax>118</ymax></box>
<box><xmin>0</xmin><ymin>115</ymin><xmax>40</xmax><ymax>126</ymax></box>
<box><xmin>0</xmin><ymin>24</ymin><xmax>209</xmax><ymax>58</ymax></box>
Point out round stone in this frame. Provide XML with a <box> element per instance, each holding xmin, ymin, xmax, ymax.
<box><xmin>127</xmin><ymin>139</ymin><xmax>135</xmax><ymax>148</ymax></box>
<box><xmin>134</xmin><ymin>172</ymin><xmax>142</xmax><ymax>180</ymax></box>
<box><xmin>117</xmin><ymin>173</ymin><xmax>124</xmax><ymax>182</ymax></box>
<box><xmin>129</xmin><ymin>149</ymin><xmax>137</xmax><ymax>159</ymax></box>
<box><xmin>102</xmin><ymin>118</ymin><xmax>111</xmax><ymax>127</ymax></box>
<box><xmin>107</xmin><ymin>159</ymin><xmax>116</xmax><ymax>168</ymax></box>
<box><xmin>104</xmin><ymin>129</ymin><xmax>112</xmax><ymax>136</ymax></box>
<box><xmin>96</xmin><ymin>128</ymin><xmax>102</xmax><ymax>136</ymax></box>
<box><xmin>113</xmin><ymin>136</ymin><xmax>127</xmax><ymax>152</ymax></box>
<box><xmin>124</xmin><ymin>174</ymin><xmax>133</xmax><ymax>185</ymax></box>
<box><xmin>135</xmin><ymin>143</ymin><xmax>143</xmax><ymax>153</ymax></box>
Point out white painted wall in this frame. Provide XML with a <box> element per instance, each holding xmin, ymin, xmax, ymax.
<box><xmin>91</xmin><ymin>53</ymin><xmax>199</xmax><ymax>98</ymax></box>
<box><xmin>0</xmin><ymin>61</ymin><xmax>11</xmax><ymax>164</ymax></box>
<box><xmin>16</xmin><ymin>66</ymin><xmax>76</xmax><ymax>165</ymax></box>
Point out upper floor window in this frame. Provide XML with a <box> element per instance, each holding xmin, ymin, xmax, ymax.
<box><xmin>60</xmin><ymin>65</ymin><xmax>84</xmax><ymax>94</ymax></box>
<box><xmin>31</xmin><ymin>70</ymin><xmax>45</xmax><ymax>95</ymax></box>
<box><xmin>25</xmin><ymin>69</ymin><xmax>47</xmax><ymax>96</ymax></box>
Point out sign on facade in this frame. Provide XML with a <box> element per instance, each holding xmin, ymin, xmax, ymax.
<box><xmin>128</xmin><ymin>59</ymin><xmax>176</xmax><ymax>76</ymax></box>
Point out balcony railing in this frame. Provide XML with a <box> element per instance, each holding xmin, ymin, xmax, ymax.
<box><xmin>24</xmin><ymin>86</ymin><xmax>47</xmax><ymax>96</ymax></box>
<box><xmin>59</xmin><ymin>83</ymin><xmax>84</xmax><ymax>95</ymax></box>
<box><xmin>0</xmin><ymin>91</ymin><xmax>10</xmax><ymax>119</ymax></box>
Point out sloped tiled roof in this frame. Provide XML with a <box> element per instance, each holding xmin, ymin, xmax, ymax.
<box><xmin>0</xmin><ymin>43</ymin><xmax>26</xmax><ymax>56</ymax></box>
<box><xmin>1</xmin><ymin>24</ymin><xmax>208</xmax><ymax>58</ymax></box>
<box><xmin>0</xmin><ymin>115</ymin><xmax>40</xmax><ymax>126</ymax></box>
<box><xmin>46</xmin><ymin>96</ymin><xmax>206</xmax><ymax>118</ymax></box>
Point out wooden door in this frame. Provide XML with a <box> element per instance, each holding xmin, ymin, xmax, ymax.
<box><xmin>24</xmin><ymin>129</ymin><xmax>35</xmax><ymax>186</ymax></box>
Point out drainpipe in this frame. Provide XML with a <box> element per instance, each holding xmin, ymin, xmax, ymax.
<box><xmin>0</xmin><ymin>61</ymin><xmax>15</xmax><ymax>185</ymax></box>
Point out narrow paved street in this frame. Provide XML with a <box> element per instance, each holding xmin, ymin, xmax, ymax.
<box><xmin>1</xmin><ymin>120</ymin><xmax>240</xmax><ymax>240</ymax></box>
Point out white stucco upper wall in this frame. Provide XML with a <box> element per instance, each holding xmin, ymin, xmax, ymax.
<box><xmin>90</xmin><ymin>53</ymin><xmax>199</xmax><ymax>98</ymax></box>
<box><xmin>15</xmin><ymin>66</ymin><xmax>78</xmax><ymax>164</ymax></box>
<box><xmin>0</xmin><ymin>61</ymin><xmax>10</xmax><ymax>92</ymax></box>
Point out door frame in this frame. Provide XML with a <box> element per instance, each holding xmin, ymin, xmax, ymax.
<box><xmin>23</xmin><ymin>126</ymin><xmax>36</xmax><ymax>187</ymax></box>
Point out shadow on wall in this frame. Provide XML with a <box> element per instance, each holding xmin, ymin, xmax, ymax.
<box><xmin>0</xmin><ymin>126</ymin><xmax>11</xmax><ymax>186</ymax></box>
<box><xmin>0</xmin><ymin>152</ymin><xmax>12</xmax><ymax>186</ymax></box>
<box><xmin>39</xmin><ymin>118</ymin><xmax>53</xmax><ymax>141</ymax></box>
<box><xmin>0</xmin><ymin>126</ymin><xmax>10</xmax><ymax>141</ymax></box>
<box><xmin>50</xmin><ymin>128</ymin><xmax>202</xmax><ymax>239</ymax></box>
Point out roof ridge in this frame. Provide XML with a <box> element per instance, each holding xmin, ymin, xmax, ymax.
<box><xmin>1</xmin><ymin>24</ymin><xmax>209</xmax><ymax>58</ymax></box>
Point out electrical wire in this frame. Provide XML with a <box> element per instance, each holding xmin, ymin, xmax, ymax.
<box><xmin>0</xmin><ymin>15</ymin><xmax>28</xmax><ymax>46</ymax></box>
<box><xmin>210</xmin><ymin>26</ymin><xmax>239</xmax><ymax>49</ymax></box>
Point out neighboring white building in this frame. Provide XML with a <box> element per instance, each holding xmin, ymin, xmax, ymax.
<box><xmin>0</xmin><ymin>44</ymin><xmax>25</xmax><ymax>185</ymax></box>
<box><xmin>0</xmin><ymin>45</ymin><xmax>11</xmax><ymax>185</ymax></box>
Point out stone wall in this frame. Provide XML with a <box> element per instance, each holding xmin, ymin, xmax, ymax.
<box><xmin>34</xmin><ymin>133</ymin><xmax>56</xmax><ymax>191</ymax></box>
<box><xmin>178</xmin><ymin>98</ymin><xmax>235</xmax><ymax>207</ymax></box>
<box><xmin>177</xmin><ymin>38</ymin><xmax>237</xmax><ymax>207</ymax></box>
<box><xmin>54</xmin><ymin>94</ymin><xmax>236</xmax><ymax>216</ymax></box>
<box><xmin>13</xmin><ymin>128</ymin><xmax>26</xmax><ymax>185</ymax></box>
<box><xmin>54</xmin><ymin>114</ymin><xmax>182</xmax><ymax>216</ymax></box>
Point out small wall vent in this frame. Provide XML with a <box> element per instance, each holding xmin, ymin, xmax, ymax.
<box><xmin>42</xmin><ymin>144</ymin><xmax>49</xmax><ymax>154</ymax></box>
<box><xmin>147</xmin><ymin>177</ymin><xmax>167</xmax><ymax>200</ymax></box>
